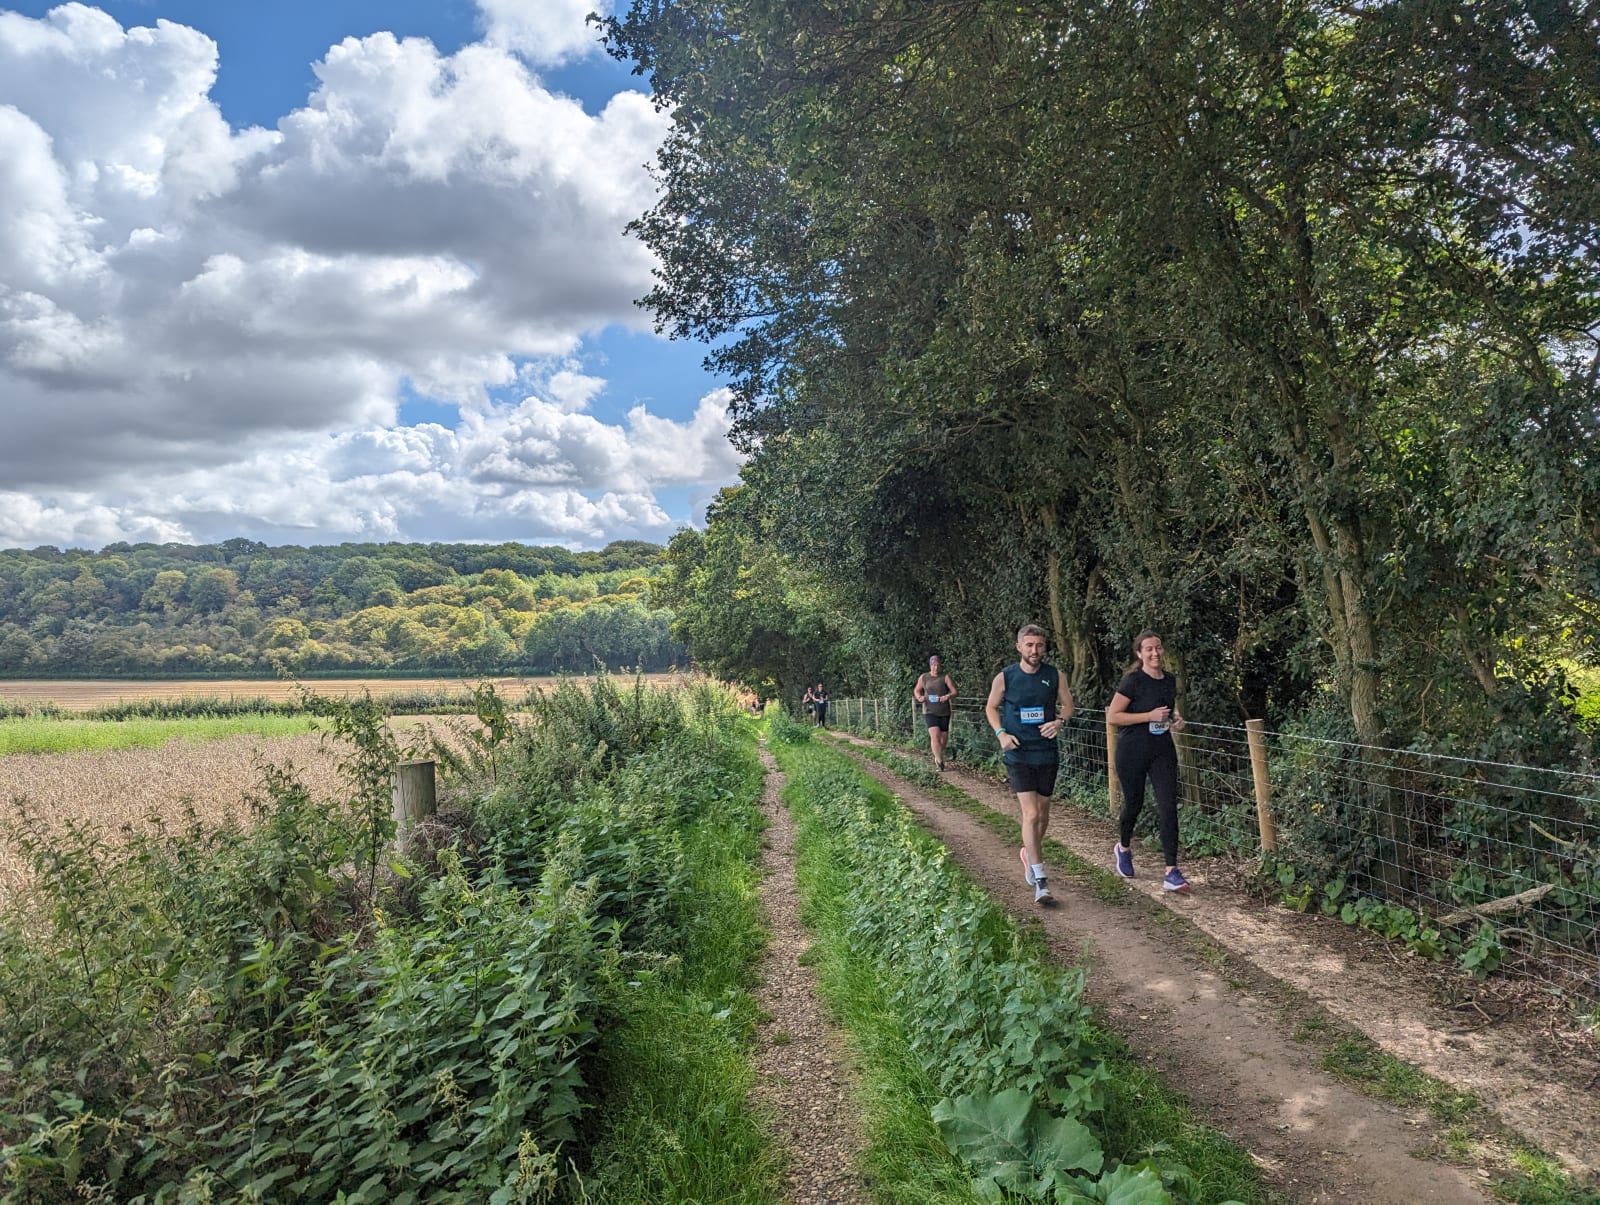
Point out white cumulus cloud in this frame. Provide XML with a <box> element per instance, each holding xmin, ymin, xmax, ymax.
<box><xmin>475</xmin><ymin>0</ymin><xmax>613</xmax><ymax>66</ymax></box>
<box><xmin>0</xmin><ymin>3</ymin><xmax>740</xmax><ymax>550</ymax></box>
<box><xmin>6</xmin><ymin>384</ymin><xmax>739</xmax><ymax>547</ymax></box>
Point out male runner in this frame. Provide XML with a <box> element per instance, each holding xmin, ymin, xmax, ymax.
<box><xmin>913</xmin><ymin>654</ymin><xmax>956</xmax><ymax>770</ymax></box>
<box><xmin>985</xmin><ymin>624</ymin><xmax>1074</xmax><ymax>904</ymax></box>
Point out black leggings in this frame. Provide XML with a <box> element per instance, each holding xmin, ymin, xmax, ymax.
<box><xmin>1116</xmin><ymin>736</ymin><xmax>1180</xmax><ymax>866</ymax></box>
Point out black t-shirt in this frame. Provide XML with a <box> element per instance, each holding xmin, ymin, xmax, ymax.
<box><xmin>1114</xmin><ymin>669</ymin><xmax>1177</xmax><ymax>741</ymax></box>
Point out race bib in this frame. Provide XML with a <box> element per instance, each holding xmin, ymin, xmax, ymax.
<box><xmin>927</xmin><ymin>693</ymin><xmax>941</xmax><ymax>703</ymax></box>
<box><xmin>1020</xmin><ymin>706</ymin><xmax>1045</xmax><ymax>724</ymax></box>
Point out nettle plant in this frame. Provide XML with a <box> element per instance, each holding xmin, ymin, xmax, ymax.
<box><xmin>0</xmin><ymin>681</ymin><xmax>741</xmax><ymax>1202</ymax></box>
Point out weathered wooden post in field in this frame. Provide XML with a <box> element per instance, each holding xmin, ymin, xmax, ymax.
<box><xmin>872</xmin><ymin>697</ymin><xmax>880</xmax><ymax>731</ymax></box>
<box><xmin>1245</xmin><ymin>719</ymin><xmax>1277</xmax><ymax>852</ymax></box>
<box><xmin>1105</xmin><ymin>714</ymin><xmax>1120</xmax><ymax>817</ymax></box>
<box><xmin>392</xmin><ymin>759</ymin><xmax>437</xmax><ymax>844</ymax></box>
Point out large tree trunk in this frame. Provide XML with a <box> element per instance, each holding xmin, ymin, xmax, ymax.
<box><xmin>1038</xmin><ymin>504</ymin><xmax>1097</xmax><ymax>693</ymax></box>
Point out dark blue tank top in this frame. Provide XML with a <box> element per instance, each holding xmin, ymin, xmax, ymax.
<box><xmin>1000</xmin><ymin>662</ymin><xmax>1059</xmax><ymax>765</ymax></box>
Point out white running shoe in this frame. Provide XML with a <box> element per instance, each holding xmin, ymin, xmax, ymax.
<box><xmin>1034</xmin><ymin>878</ymin><xmax>1054</xmax><ymax>905</ymax></box>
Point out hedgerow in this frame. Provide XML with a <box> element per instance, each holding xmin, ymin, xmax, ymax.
<box><xmin>0</xmin><ymin>678</ymin><xmax>769</xmax><ymax>1202</ymax></box>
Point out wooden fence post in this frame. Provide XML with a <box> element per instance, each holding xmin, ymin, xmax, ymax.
<box><xmin>1105</xmin><ymin>715</ymin><xmax>1120</xmax><ymax>817</ymax></box>
<box><xmin>392</xmin><ymin>760</ymin><xmax>437</xmax><ymax>840</ymax></box>
<box><xmin>872</xmin><ymin>697</ymin><xmax>880</xmax><ymax>731</ymax></box>
<box><xmin>1245</xmin><ymin>719</ymin><xmax>1277</xmax><ymax>852</ymax></box>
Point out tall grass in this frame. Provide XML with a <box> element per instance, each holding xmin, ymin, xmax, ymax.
<box><xmin>572</xmin><ymin>717</ymin><xmax>780</xmax><ymax>1202</ymax></box>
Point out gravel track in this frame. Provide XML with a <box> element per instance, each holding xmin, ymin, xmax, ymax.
<box><xmin>749</xmin><ymin>746</ymin><xmax>872</xmax><ymax>1204</ymax></box>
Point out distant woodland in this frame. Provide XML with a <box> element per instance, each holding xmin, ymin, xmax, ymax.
<box><xmin>0</xmin><ymin>539</ymin><xmax>685</xmax><ymax>676</ymax></box>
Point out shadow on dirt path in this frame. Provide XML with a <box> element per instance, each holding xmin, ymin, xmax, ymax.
<box><xmin>826</xmin><ymin>734</ymin><xmax>1568</xmax><ymax>1204</ymax></box>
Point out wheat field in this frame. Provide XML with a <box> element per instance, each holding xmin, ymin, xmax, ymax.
<box><xmin>0</xmin><ymin>713</ymin><xmax>495</xmax><ymax>902</ymax></box>
<box><xmin>0</xmin><ymin>732</ymin><xmax>347</xmax><ymax>900</ymax></box>
<box><xmin>0</xmin><ymin>674</ymin><xmax>679</xmax><ymax>712</ymax></box>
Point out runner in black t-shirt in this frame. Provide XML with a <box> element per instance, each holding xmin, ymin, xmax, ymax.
<box><xmin>1107</xmin><ymin>630</ymin><xmax>1191</xmax><ymax>892</ymax></box>
<box><xmin>812</xmin><ymin>683</ymin><xmax>829</xmax><ymax>728</ymax></box>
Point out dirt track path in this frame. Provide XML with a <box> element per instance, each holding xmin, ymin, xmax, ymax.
<box><xmin>749</xmin><ymin>747</ymin><xmax>871</xmax><ymax>1204</ymax></box>
<box><xmin>910</xmin><ymin>751</ymin><xmax>1600</xmax><ymax>1181</ymax></box>
<box><xmin>830</xmin><ymin>735</ymin><xmax>1501</xmax><ymax>1204</ymax></box>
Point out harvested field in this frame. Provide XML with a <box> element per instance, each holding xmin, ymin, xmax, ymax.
<box><xmin>0</xmin><ymin>673</ymin><xmax>682</xmax><ymax>712</ymax></box>
<box><xmin>0</xmin><ymin>732</ymin><xmax>345</xmax><ymax>901</ymax></box>
<box><xmin>0</xmin><ymin>714</ymin><xmax>495</xmax><ymax>902</ymax></box>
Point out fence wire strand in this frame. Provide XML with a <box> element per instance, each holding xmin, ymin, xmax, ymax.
<box><xmin>820</xmin><ymin>694</ymin><xmax>1600</xmax><ymax>1001</ymax></box>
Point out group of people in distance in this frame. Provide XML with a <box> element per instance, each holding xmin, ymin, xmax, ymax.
<box><xmin>913</xmin><ymin>624</ymin><xmax>1190</xmax><ymax>906</ymax></box>
<box><xmin>801</xmin><ymin>682</ymin><xmax>829</xmax><ymax>727</ymax></box>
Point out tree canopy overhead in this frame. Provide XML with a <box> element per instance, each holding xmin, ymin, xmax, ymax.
<box><xmin>605</xmin><ymin>0</ymin><xmax>1600</xmax><ymax>760</ymax></box>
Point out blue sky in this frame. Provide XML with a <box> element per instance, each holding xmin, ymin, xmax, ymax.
<box><xmin>0</xmin><ymin>0</ymin><xmax>737</xmax><ymax>550</ymax></box>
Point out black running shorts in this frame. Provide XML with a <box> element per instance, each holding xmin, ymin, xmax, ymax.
<box><xmin>1005</xmin><ymin>760</ymin><xmax>1058</xmax><ymax>797</ymax></box>
<box><xmin>924</xmin><ymin>713</ymin><xmax>950</xmax><ymax>731</ymax></box>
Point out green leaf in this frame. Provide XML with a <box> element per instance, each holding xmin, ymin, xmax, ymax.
<box><xmin>1096</xmin><ymin>1164</ymin><xmax>1173</xmax><ymax>1205</ymax></box>
<box><xmin>1033</xmin><ymin>1112</ymin><xmax>1103</xmax><ymax>1175</ymax></box>
<box><xmin>932</xmin><ymin>1088</ymin><xmax>1033</xmax><ymax>1165</ymax></box>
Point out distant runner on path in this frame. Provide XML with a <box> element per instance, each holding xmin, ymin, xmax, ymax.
<box><xmin>985</xmin><ymin>624</ymin><xmax>1074</xmax><ymax>905</ymax></box>
<box><xmin>913</xmin><ymin>654</ymin><xmax>956</xmax><ymax>771</ymax></box>
<box><xmin>1108</xmin><ymin>630</ymin><xmax>1191</xmax><ymax>892</ymax></box>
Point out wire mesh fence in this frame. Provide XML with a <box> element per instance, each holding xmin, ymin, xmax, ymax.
<box><xmin>823</xmin><ymin>694</ymin><xmax>1600</xmax><ymax>1002</ymax></box>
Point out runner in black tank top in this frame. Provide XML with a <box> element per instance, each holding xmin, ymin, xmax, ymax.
<box><xmin>1107</xmin><ymin>630</ymin><xmax>1191</xmax><ymax>893</ymax></box>
<box><xmin>914</xmin><ymin>654</ymin><xmax>956</xmax><ymax>770</ymax></box>
<box><xmin>984</xmin><ymin>624</ymin><xmax>1075</xmax><ymax>905</ymax></box>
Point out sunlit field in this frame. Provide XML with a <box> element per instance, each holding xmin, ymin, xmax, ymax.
<box><xmin>0</xmin><ymin>714</ymin><xmax>318</xmax><ymax>755</ymax></box>
<box><xmin>0</xmin><ymin>712</ymin><xmax>484</xmax><ymax>902</ymax></box>
<box><xmin>0</xmin><ymin>673</ymin><xmax>678</xmax><ymax>712</ymax></box>
<box><xmin>0</xmin><ymin>732</ymin><xmax>345</xmax><ymax>900</ymax></box>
